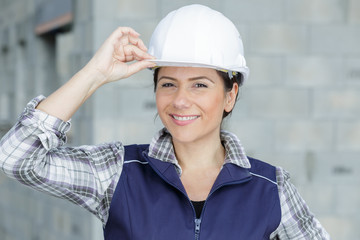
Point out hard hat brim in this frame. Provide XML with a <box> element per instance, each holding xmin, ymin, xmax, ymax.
<box><xmin>148</xmin><ymin>59</ymin><xmax>249</xmax><ymax>80</ymax></box>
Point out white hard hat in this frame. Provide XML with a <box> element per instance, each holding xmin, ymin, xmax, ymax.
<box><xmin>148</xmin><ymin>4</ymin><xmax>249</xmax><ymax>81</ymax></box>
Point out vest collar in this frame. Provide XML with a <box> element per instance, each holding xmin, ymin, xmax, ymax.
<box><xmin>148</xmin><ymin>128</ymin><xmax>251</xmax><ymax>176</ymax></box>
<box><xmin>144</xmin><ymin>153</ymin><xmax>252</xmax><ymax>198</ymax></box>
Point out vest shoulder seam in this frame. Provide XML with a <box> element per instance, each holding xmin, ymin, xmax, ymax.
<box><xmin>123</xmin><ymin>159</ymin><xmax>149</xmax><ymax>165</ymax></box>
<box><xmin>249</xmin><ymin>172</ymin><xmax>277</xmax><ymax>185</ymax></box>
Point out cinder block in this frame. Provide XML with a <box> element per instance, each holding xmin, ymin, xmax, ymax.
<box><xmin>286</xmin><ymin>0</ymin><xmax>345</xmax><ymax>23</ymax></box>
<box><xmin>14</xmin><ymin>217</ymin><xmax>31</xmax><ymax>239</ymax></box>
<box><xmin>320</xmin><ymin>216</ymin><xmax>360</xmax><ymax>240</ymax></box>
<box><xmin>0</xmin><ymin>177</ymin><xmax>10</xmax><ymax>208</ymax></box>
<box><xmin>249</xmin><ymin>24</ymin><xmax>308</xmax><ymax>54</ymax></box>
<box><xmin>52</xmin><ymin>207</ymin><xmax>71</xmax><ymax>235</ymax></box>
<box><xmin>311</xmin><ymin>25</ymin><xmax>360</xmax><ymax>54</ymax></box>
<box><xmin>106</xmin><ymin>20</ymin><xmax>159</xmax><ymax>47</ymax></box>
<box><xmin>115</xmin><ymin>118</ymin><xmax>163</xmax><ymax>145</ymax></box>
<box><xmin>159</xmin><ymin>1</ymin><xmax>223</xmax><ymax>18</ymax></box>
<box><xmin>246</xmin><ymin>56</ymin><xmax>283</xmax><ymax>86</ymax></box>
<box><xmin>75</xmin><ymin>0</ymin><xmax>92</xmax><ymax>22</ymax></box>
<box><xmin>116</xmin><ymin>0</ymin><xmax>157</xmax><ymax>19</ymax></box>
<box><xmin>225</xmin><ymin>119</ymin><xmax>275</xmax><ymax>153</ymax></box>
<box><xmin>285</xmin><ymin>56</ymin><xmax>342</xmax><ymax>87</ymax></box>
<box><xmin>225</xmin><ymin>85</ymin><xmax>251</xmax><ymax>120</ymax></box>
<box><xmin>26</xmin><ymin>196</ymin><xmax>37</xmax><ymax>218</ymax></box>
<box><xmin>345</xmin><ymin>57</ymin><xmax>360</xmax><ymax>85</ymax></box>
<box><xmin>223</xmin><ymin>0</ymin><xmax>284</xmax><ymax>22</ymax></box>
<box><xmin>311</xmin><ymin>152</ymin><xmax>360</xmax><ymax>185</ymax></box>
<box><xmin>275</xmin><ymin>120</ymin><xmax>333</xmax><ymax>151</ymax></box>
<box><xmin>93</xmin><ymin>0</ymin><xmax>118</xmax><ymax>19</ymax></box>
<box><xmin>73</xmin><ymin>22</ymin><xmax>93</xmax><ymax>53</ymax></box>
<box><xmin>349</xmin><ymin>0</ymin><xmax>360</xmax><ymax>24</ymax></box>
<box><xmin>297</xmin><ymin>184</ymin><xmax>336</xmax><ymax>215</ymax></box>
<box><xmin>94</xmin><ymin>85</ymin><xmax>118</xmax><ymax>120</ymax></box>
<box><xmin>24</xmin><ymin>0</ymin><xmax>35</xmax><ymax>15</ymax></box>
<box><xmin>335</xmin><ymin>185</ymin><xmax>360</xmax><ymax>216</ymax></box>
<box><xmin>313</xmin><ymin>89</ymin><xmax>360</xmax><ymax>119</ymax></box>
<box><xmin>56</xmin><ymin>32</ymin><xmax>74</xmax><ymax>84</ymax></box>
<box><xmin>115</xmin><ymin>85</ymin><xmax>157</xmax><ymax>120</ymax></box>
<box><xmin>0</xmin><ymin>93</ymin><xmax>10</xmax><ymax>121</ymax></box>
<box><xmin>248</xmin><ymin>88</ymin><xmax>310</xmax><ymax>118</ymax></box>
<box><xmin>94</xmin><ymin>119</ymin><xmax>118</xmax><ymax>143</ymax></box>
<box><xmin>255</xmin><ymin>151</ymin><xmax>311</xmax><ymax>185</ymax></box>
<box><xmin>337</xmin><ymin>121</ymin><xmax>360</xmax><ymax>151</ymax></box>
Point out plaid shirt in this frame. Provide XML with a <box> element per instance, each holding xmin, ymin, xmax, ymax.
<box><xmin>0</xmin><ymin>96</ymin><xmax>330</xmax><ymax>240</ymax></box>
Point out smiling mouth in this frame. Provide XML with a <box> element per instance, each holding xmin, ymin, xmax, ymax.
<box><xmin>171</xmin><ymin>114</ymin><xmax>200</xmax><ymax>121</ymax></box>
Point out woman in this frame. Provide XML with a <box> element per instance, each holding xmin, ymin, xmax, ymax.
<box><xmin>0</xmin><ymin>4</ymin><xmax>330</xmax><ymax>240</ymax></box>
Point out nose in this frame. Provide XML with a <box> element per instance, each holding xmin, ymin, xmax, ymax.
<box><xmin>172</xmin><ymin>87</ymin><xmax>192</xmax><ymax>110</ymax></box>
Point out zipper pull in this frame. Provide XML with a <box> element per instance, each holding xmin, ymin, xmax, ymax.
<box><xmin>195</xmin><ymin>218</ymin><xmax>201</xmax><ymax>233</ymax></box>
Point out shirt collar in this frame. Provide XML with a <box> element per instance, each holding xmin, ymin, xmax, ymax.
<box><xmin>148</xmin><ymin>128</ymin><xmax>251</xmax><ymax>175</ymax></box>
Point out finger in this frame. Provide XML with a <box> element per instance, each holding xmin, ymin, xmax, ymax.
<box><xmin>126</xmin><ymin>35</ymin><xmax>148</xmax><ymax>52</ymax></box>
<box><xmin>117</xmin><ymin>34</ymin><xmax>148</xmax><ymax>53</ymax></box>
<box><xmin>111</xmin><ymin>27</ymin><xmax>145</xmax><ymax>49</ymax></box>
<box><xmin>123</xmin><ymin>45</ymin><xmax>154</xmax><ymax>61</ymax></box>
<box><xmin>108</xmin><ymin>27</ymin><xmax>140</xmax><ymax>46</ymax></box>
<box><xmin>112</xmin><ymin>45</ymin><xmax>153</xmax><ymax>64</ymax></box>
<box><xmin>119</xmin><ymin>33</ymin><xmax>130</xmax><ymax>46</ymax></box>
<box><xmin>123</xmin><ymin>27</ymin><xmax>141</xmax><ymax>37</ymax></box>
<box><xmin>114</xmin><ymin>26</ymin><xmax>140</xmax><ymax>38</ymax></box>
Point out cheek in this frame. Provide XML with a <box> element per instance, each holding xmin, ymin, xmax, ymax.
<box><xmin>155</xmin><ymin>93</ymin><xmax>168</xmax><ymax>115</ymax></box>
<box><xmin>201</xmin><ymin>94</ymin><xmax>227</xmax><ymax>117</ymax></box>
<box><xmin>155</xmin><ymin>93</ymin><xmax>162</xmax><ymax>112</ymax></box>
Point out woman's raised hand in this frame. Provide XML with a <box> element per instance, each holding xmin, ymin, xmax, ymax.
<box><xmin>36</xmin><ymin>27</ymin><xmax>155</xmax><ymax>121</ymax></box>
<box><xmin>84</xmin><ymin>27</ymin><xmax>156</xmax><ymax>85</ymax></box>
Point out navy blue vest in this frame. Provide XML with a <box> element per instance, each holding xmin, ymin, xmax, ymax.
<box><xmin>104</xmin><ymin>144</ymin><xmax>281</xmax><ymax>240</ymax></box>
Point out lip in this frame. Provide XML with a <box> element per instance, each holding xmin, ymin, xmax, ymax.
<box><xmin>170</xmin><ymin>114</ymin><xmax>200</xmax><ymax>126</ymax></box>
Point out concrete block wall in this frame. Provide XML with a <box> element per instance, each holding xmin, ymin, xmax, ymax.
<box><xmin>1</xmin><ymin>0</ymin><xmax>360</xmax><ymax>239</ymax></box>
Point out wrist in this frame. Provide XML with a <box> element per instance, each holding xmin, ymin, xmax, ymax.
<box><xmin>76</xmin><ymin>66</ymin><xmax>107</xmax><ymax>90</ymax></box>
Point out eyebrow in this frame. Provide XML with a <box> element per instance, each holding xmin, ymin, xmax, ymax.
<box><xmin>158</xmin><ymin>76</ymin><xmax>215</xmax><ymax>83</ymax></box>
<box><xmin>158</xmin><ymin>76</ymin><xmax>176</xmax><ymax>82</ymax></box>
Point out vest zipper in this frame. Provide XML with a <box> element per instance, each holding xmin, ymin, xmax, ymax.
<box><xmin>145</xmin><ymin>156</ymin><xmax>204</xmax><ymax>239</ymax></box>
<box><xmin>192</xmin><ymin>178</ymin><xmax>252</xmax><ymax>239</ymax></box>
<box><xmin>194</xmin><ymin>218</ymin><xmax>201</xmax><ymax>240</ymax></box>
<box><xmin>145</xmin><ymin>156</ymin><xmax>252</xmax><ymax>239</ymax></box>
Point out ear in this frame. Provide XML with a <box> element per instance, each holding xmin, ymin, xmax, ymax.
<box><xmin>224</xmin><ymin>83</ymin><xmax>239</xmax><ymax>113</ymax></box>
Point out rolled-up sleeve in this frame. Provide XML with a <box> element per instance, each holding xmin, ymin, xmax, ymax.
<box><xmin>270</xmin><ymin>167</ymin><xmax>331</xmax><ymax>240</ymax></box>
<box><xmin>0</xmin><ymin>96</ymin><xmax>124</xmax><ymax>225</ymax></box>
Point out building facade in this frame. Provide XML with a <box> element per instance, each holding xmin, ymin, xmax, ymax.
<box><xmin>1</xmin><ymin>0</ymin><xmax>360</xmax><ymax>239</ymax></box>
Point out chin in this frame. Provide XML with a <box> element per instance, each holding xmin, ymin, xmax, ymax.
<box><xmin>168</xmin><ymin>125</ymin><xmax>221</xmax><ymax>145</ymax></box>
<box><xmin>167</xmin><ymin>127</ymin><xmax>198</xmax><ymax>143</ymax></box>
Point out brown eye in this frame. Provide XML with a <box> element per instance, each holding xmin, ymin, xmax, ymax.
<box><xmin>161</xmin><ymin>83</ymin><xmax>175</xmax><ymax>88</ymax></box>
<box><xmin>194</xmin><ymin>83</ymin><xmax>208</xmax><ymax>88</ymax></box>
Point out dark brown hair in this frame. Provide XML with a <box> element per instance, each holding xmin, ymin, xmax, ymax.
<box><xmin>153</xmin><ymin>68</ymin><xmax>244</xmax><ymax>119</ymax></box>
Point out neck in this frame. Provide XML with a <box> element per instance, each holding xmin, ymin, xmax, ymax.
<box><xmin>172</xmin><ymin>131</ymin><xmax>225</xmax><ymax>171</ymax></box>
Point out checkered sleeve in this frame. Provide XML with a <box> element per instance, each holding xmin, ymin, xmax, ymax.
<box><xmin>0</xmin><ymin>96</ymin><xmax>124</xmax><ymax>225</ymax></box>
<box><xmin>270</xmin><ymin>167</ymin><xmax>331</xmax><ymax>240</ymax></box>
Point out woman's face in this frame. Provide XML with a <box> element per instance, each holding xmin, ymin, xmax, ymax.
<box><xmin>156</xmin><ymin>67</ymin><xmax>237</xmax><ymax>144</ymax></box>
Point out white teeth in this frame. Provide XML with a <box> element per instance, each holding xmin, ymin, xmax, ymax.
<box><xmin>172</xmin><ymin>115</ymin><xmax>198</xmax><ymax>121</ymax></box>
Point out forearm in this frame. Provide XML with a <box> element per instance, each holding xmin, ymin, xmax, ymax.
<box><xmin>0</xmin><ymin>98</ymin><xmax>124</xmax><ymax>223</ymax></box>
<box><xmin>0</xmin><ymin>96</ymin><xmax>70</xmax><ymax>178</ymax></box>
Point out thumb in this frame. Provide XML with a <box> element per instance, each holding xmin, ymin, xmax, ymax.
<box><xmin>125</xmin><ymin>60</ymin><xmax>156</xmax><ymax>78</ymax></box>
